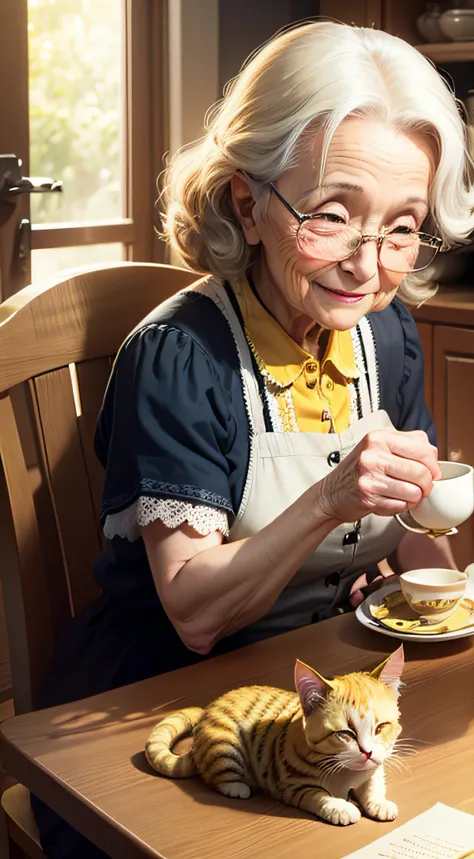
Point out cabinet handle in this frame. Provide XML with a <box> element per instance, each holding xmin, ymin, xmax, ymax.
<box><xmin>449</xmin><ymin>449</ymin><xmax>463</xmax><ymax>462</ymax></box>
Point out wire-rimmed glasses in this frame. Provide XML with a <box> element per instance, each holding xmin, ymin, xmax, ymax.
<box><xmin>269</xmin><ymin>183</ymin><xmax>443</xmax><ymax>274</ymax></box>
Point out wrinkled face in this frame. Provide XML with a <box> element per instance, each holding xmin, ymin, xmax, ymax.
<box><xmin>251</xmin><ymin>117</ymin><xmax>434</xmax><ymax>331</ymax></box>
<box><xmin>305</xmin><ymin>674</ymin><xmax>401</xmax><ymax>772</ymax></box>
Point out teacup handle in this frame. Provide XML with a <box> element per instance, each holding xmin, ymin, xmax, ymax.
<box><xmin>395</xmin><ymin>512</ymin><xmax>429</xmax><ymax>535</ymax></box>
<box><xmin>395</xmin><ymin>513</ymin><xmax>458</xmax><ymax>539</ymax></box>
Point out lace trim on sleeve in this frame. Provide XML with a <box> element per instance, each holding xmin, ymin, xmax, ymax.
<box><xmin>103</xmin><ymin>496</ymin><xmax>230</xmax><ymax>542</ymax></box>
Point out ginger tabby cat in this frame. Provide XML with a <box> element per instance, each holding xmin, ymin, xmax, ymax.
<box><xmin>145</xmin><ymin>645</ymin><xmax>404</xmax><ymax>826</ymax></box>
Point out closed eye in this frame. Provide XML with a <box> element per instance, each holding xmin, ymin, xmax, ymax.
<box><xmin>308</xmin><ymin>212</ymin><xmax>347</xmax><ymax>224</ymax></box>
<box><xmin>336</xmin><ymin>729</ymin><xmax>357</xmax><ymax>741</ymax></box>
<box><xmin>389</xmin><ymin>225</ymin><xmax>416</xmax><ymax>235</ymax></box>
<box><xmin>375</xmin><ymin>722</ymin><xmax>391</xmax><ymax>734</ymax></box>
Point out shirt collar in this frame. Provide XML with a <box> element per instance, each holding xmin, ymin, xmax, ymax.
<box><xmin>232</xmin><ymin>275</ymin><xmax>359</xmax><ymax>387</ymax></box>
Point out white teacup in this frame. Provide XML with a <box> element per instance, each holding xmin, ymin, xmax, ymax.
<box><xmin>400</xmin><ymin>568</ymin><xmax>468</xmax><ymax>621</ymax></box>
<box><xmin>396</xmin><ymin>461</ymin><xmax>474</xmax><ymax>536</ymax></box>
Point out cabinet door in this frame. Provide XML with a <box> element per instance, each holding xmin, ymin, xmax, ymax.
<box><xmin>319</xmin><ymin>1</ymin><xmax>382</xmax><ymax>27</ymax></box>
<box><xmin>416</xmin><ymin>322</ymin><xmax>433</xmax><ymax>415</ymax></box>
<box><xmin>433</xmin><ymin>326</ymin><xmax>474</xmax><ymax>569</ymax></box>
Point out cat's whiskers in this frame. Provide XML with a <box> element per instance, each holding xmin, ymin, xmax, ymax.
<box><xmin>385</xmin><ymin>756</ymin><xmax>412</xmax><ymax>776</ymax></box>
<box><xmin>338</xmin><ymin>753</ymin><xmax>363</xmax><ymax>769</ymax></box>
<box><xmin>318</xmin><ymin>755</ymin><xmax>349</xmax><ymax>777</ymax></box>
<box><xmin>319</xmin><ymin>759</ymin><xmax>347</xmax><ymax>778</ymax></box>
<box><xmin>391</xmin><ymin>744</ymin><xmax>419</xmax><ymax>758</ymax></box>
<box><xmin>390</xmin><ymin>745</ymin><xmax>417</xmax><ymax>757</ymax></box>
<box><xmin>318</xmin><ymin>756</ymin><xmax>342</xmax><ymax>773</ymax></box>
<box><xmin>394</xmin><ymin>737</ymin><xmax>431</xmax><ymax>749</ymax></box>
<box><xmin>386</xmin><ymin>749</ymin><xmax>414</xmax><ymax>773</ymax></box>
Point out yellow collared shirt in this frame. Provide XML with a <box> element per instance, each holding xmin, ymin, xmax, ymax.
<box><xmin>233</xmin><ymin>277</ymin><xmax>359</xmax><ymax>434</ymax></box>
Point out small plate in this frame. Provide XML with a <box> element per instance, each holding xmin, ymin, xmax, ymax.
<box><xmin>355</xmin><ymin>580</ymin><xmax>474</xmax><ymax>643</ymax></box>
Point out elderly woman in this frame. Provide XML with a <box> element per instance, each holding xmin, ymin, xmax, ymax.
<box><xmin>33</xmin><ymin>20</ymin><xmax>474</xmax><ymax>859</ymax></box>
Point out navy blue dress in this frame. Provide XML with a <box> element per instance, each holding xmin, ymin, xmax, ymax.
<box><xmin>31</xmin><ymin>285</ymin><xmax>435</xmax><ymax>858</ymax></box>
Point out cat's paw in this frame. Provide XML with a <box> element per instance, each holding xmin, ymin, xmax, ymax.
<box><xmin>216</xmin><ymin>780</ymin><xmax>251</xmax><ymax>799</ymax></box>
<box><xmin>319</xmin><ymin>797</ymin><xmax>361</xmax><ymax>826</ymax></box>
<box><xmin>364</xmin><ymin>799</ymin><xmax>398</xmax><ymax>821</ymax></box>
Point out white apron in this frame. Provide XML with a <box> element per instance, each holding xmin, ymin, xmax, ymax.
<box><xmin>194</xmin><ymin>280</ymin><xmax>403</xmax><ymax>642</ymax></box>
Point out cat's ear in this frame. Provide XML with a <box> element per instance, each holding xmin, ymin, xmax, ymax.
<box><xmin>370</xmin><ymin>645</ymin><xmax>405</xmax><ymax>696</ymax></box>
<box><xmin>294</xmin><ymin>659</ymin><xmax>334</xmax><ymax>716</ymax></box>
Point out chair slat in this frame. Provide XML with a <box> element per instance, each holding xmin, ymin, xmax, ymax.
<box><xmin>27</xmin><ymin>475</ymin><xmax>72</xmax><ymax>648</ymax></box>
<box><xmin>1</xmin><ymin>385</ymin><xmax>73</xmax><ymax>688</ymax></box>
<box><xmin>33</xmin><ymin>369</ymin><xmax>101</xmax><ymax>615</ymax></box>
<box><xmin>75</xmin><ymin>358</ymin><xmax>112</xmax><ymax>530</ymax></box>
<box><xmin>0</xmin><ymin>584</ymin><xmax>12</xmax><ymax>703</ymax></box>
<box><xmin>0</xmin><ymin>396</ymin><xmax>53</xmax><ymax>713</ymax></box>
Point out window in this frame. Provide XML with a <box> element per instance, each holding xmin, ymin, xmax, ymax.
<box><xmin>0</xmin><ymin>0</ymin><xmax>165</xmax><ymax>298</ymax></box>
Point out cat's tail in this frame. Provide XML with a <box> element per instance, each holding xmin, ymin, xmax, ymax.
<box><xmin>145</xmin><ymin>707</ymin><xmax>203</xmax><ymax>778</ymax></box>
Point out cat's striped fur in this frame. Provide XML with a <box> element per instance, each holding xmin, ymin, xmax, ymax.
<box><xmin>145</xmin><ymin>646</ymin><xmax>404</xmax><ymax>826</ymax></box>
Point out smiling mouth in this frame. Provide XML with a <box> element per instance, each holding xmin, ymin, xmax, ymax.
<box><xmin>315</xmin><ymin>283</ymin><xmax>369</xmax><ymax>302</ymax></box>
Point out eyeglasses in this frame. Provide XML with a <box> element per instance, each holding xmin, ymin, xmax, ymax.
<box><xmin>269</xmin><ymin>183</ymin><xmax>444</xmax><ymax>274</ymax></box>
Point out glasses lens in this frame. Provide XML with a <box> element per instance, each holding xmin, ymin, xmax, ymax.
<box><xmin>297</xmin><ymin>220</ymin><xmax>361</xmax><ymax>261</ymax></box>
<box><xmin>296</xmin><ymin>221</ymin><xmax>440</xmax><ymax>272</ymax></box>
<box><xmin>380</xmin><ymin>232</ymin><xmax>439</xmax><ymax>273</ymax></box>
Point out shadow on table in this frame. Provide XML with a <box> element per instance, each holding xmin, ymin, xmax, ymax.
<box><xmin>130</xmin><ymin>749</ymin><xmax>339</xmax><ymax>824</ymax></box>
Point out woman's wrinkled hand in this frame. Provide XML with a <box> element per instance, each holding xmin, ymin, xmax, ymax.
<box><xmin>317</xmin><ymin>428</ymin><xmax>442</xmax><ymax>524</ymax></box>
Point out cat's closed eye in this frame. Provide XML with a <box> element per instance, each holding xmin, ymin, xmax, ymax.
<box><xmin>336</xmin><ymin>729</ymin><xmax>357</xmax><ymax>741</ymax></box>
<box><xmin>375</xmin><ymin>722</ymin><xmax>391</xmax><ymax>735</ymax></box>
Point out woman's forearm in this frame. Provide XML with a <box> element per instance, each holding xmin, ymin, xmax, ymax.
<box><xmin>146</xmin><ymin>482</ymin><xmax>340</xmax><ymax>653</ymax></box>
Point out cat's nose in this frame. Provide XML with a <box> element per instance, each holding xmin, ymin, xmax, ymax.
<box><xmin>360</xmin><ymin>747</ymin><xmax>372</xmax><ymax>759</ymax></box>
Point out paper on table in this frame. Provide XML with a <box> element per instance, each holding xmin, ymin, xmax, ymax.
<box><xmin>342</xmin><ymin>803</ymin><xmax>474</xmax><ymax>858</ymax></box>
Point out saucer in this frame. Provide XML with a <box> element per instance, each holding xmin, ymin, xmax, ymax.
<box><xmin>355</xmin><ymin>580</ymin><xmax>474</xmax><ymax>642</ymax></box>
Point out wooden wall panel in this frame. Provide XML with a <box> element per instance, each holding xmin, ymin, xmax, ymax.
<box><xmin>416</xmin><ymin>321</ymin><xmax>433</xmax><ymax>415</ymax></box>
<box><xmin>433</xmin><ymin>325</ymin><xmax>474</xmax><ymax>570</ymax></box>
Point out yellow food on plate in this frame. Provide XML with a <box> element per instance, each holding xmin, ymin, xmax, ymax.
<box><xmin>369</xmin><ymin>591</ymin><xmax>474</xmax><ymax>635</ymax></box>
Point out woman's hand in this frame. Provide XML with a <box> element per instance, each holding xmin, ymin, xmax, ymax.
<box><xmin>318</xmin><ymin>428</ymin><xmax>442</xmax><ymax>524</ymax></box>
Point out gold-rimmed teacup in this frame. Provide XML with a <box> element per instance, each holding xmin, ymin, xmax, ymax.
<box><xmin>399</xmin><ymin>568</ymin><xmax>468</xmax><ymax>622</ymax></box>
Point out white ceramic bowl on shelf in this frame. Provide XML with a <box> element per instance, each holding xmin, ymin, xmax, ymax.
<box><xmin>439</xmin><ymin>9</ymin><xmax>474</xmax><ymax>41</ymax></box>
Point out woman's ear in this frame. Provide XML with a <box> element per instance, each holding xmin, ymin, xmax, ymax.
<box><xmin>230</xmin><ymin>171</ymin><xmax>262</xmax><ymax>245</ymax></box>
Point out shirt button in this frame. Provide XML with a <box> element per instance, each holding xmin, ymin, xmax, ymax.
<box><xmin>327</xmin><ymin>450</ymin><xmax>341</xmax><ymax>466</ymax></box>
<box><xmin>305</xmin><ymin>361</ymin><xmax>318</xmax><ymax>389</ymax></box>
<box><xmin>323</xmin><ymin>375</ymin><xmax>334</xmax><ymax>391</ymax></box>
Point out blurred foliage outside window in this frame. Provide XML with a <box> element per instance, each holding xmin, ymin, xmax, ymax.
<box><xmin>28</xmin><ymin>0</ymin><xmax>124</xmax><ymax>226</ymax></box>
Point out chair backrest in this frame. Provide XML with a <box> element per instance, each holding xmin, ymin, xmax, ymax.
<box><xmin>0</xmin><ymin>262</ymin><xmax>199</xmax><ymax>713</ymax></box>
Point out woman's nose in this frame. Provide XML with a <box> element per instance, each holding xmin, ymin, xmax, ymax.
<box><xmin>338</xmin><ymin>239</ymin><xmax>379</xmax><ymax>283</ymax></box>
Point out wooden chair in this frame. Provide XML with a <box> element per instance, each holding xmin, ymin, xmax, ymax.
<box><xmin>0</xmin><ymin>262</ymin><xmax>199</xmax><ymax>858</ymax></box>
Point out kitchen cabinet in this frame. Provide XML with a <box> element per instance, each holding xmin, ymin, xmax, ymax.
<box><xmin>414</xmin><ymin>294</ymin><xmax>474</xmax><ymax>570</ymax></box>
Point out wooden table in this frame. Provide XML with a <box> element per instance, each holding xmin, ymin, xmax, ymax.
<box><xmin>1</xmin><ymin>613</ymin><xmax>474</xmax><ymax>859</ymax></box>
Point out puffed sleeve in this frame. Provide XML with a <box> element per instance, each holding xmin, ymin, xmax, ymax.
<box><xmin>94</xmin><ymin>324</ymin><xmax>236</xmax><ymax>541</ymax></box>
<box><xmin>384</xmin><ymin>298</ymin><xmax>437</xmax><ymax>446</ymax></box>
